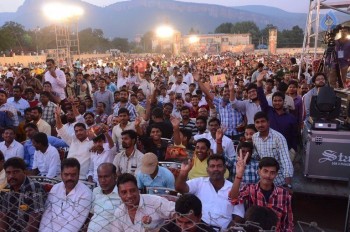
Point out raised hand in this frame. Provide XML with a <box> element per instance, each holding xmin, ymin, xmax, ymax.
<box><xmin>55</xmin><ymin>105</ymin><xmax>62</xmax><ymax>117</ymax></box>
<box><xmin>228</xmin><ymin>79</ymin><xmax>235</xmax><ymax>91</ymax></box>
<box><xmin>67</xmin><ymin>96</ymin><xmax>75</xmax><ymax>104</ymax></box>
<box><xmin>134</xmin><ymin>117</ymin><xmax>142</xmax><ymax>127</ymax></box>
<box><xmin>193</xmin><ymin>72</ymin><xmax>200</xmax><ymax>82</ymax></box>
<box><xmin>180</xmin><ymin>159</ymin><xmax>192</xmax><ymax>173</ymax></box>
<box><xmin>236</xmin><ymin>149</ymin><xmax>249</xmax><ymax>177</ymax></box>
<box><xmin>257</xmin><ymin>70</ymin><xmax>267</xmax><ymax>83</ymax></box>
<box><xmin>170</xmin><ymin>116</ymin><xmax>180</xmax><ymax>129</ymax></box>
<box><xmin>216</xmin><ymin>127</ymin><xmax>227</xmax><ymax>140</ymax></box>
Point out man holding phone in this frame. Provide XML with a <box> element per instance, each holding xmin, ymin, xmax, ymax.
<box><xmin>44</xmin><ymin>59</ymin><xmax>67</xmax><ymax>101</ymax></box>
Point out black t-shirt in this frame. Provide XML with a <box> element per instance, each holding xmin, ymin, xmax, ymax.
<box><xmin>146</xmin><ymin>121</ymin><xmax>173</xmax><ymax>139</ymax></box>
<box><xmin>260</xmin><ymin>187</ymin><xmax>273</xmax><ymax>202</ymax></box>
<box><xmin>139</xmin><ymin>136</ymin><xmax>168</xmax><ymax>161</ymax></box>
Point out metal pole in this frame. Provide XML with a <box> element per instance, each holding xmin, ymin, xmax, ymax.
<box><xmin>35</xmin><ymin>27</ymin><xmax>39</xmax><ymax>57</ymax></box>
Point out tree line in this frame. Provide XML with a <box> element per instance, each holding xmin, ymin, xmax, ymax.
<box><xmin>0</xmin><ymin>21</ymin><xmax>134</xmax><ymax>55</ymax></box>
<box><xmin>0</xmin><ymin>20</ymin><xmax>305</xmax><ymax>55</ymax></box>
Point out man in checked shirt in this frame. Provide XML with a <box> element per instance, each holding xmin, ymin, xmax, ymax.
<box><xmin>251</xmin><ymin>111</ymin><xmax>293</xmax><ymax>189</ymax></box>
<box><xmin>229</xmin><ymin>155</ymin><xmax>293</xmax><ymax>231</ymax></box>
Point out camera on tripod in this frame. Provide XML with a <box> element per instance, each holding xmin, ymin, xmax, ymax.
<box><xmin>323</xmin><ymin>24</ymin><xmax>350</xmax><ymax>47</ymax></box>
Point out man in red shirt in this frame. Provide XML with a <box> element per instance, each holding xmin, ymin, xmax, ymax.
<box><xmin>229</xmin><ymin>154</ymin><xmax>293</xmax><ymax>231</ymax></box>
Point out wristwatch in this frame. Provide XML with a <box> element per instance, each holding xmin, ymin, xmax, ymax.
<box><xmin>283</xmin><ymin>184</ymin><xmax>293</xmax><ymax>189</ymax></box>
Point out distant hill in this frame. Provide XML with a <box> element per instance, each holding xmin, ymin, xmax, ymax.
<box><xmin>0</xmin><ymin>0</ymin><xmax>347</xmax><ymax>39</ymax></box>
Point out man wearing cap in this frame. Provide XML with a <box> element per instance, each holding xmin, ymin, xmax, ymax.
<box><xmin>136</xmin><ymin>153</ymin><xmax>175</xmax><ymax>192</ymax></box>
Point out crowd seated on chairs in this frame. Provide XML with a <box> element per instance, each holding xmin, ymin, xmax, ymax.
<box><xmin>0</xmin><ymin>53</ymin><xmax>318</xmax><ymax>231</ymax></box>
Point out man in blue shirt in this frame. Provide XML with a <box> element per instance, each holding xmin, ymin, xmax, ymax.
<box><xmin>256</xmin><ymin>72</ymin><xmax>298</xmax><ymax>152</ymax></box>
<box><xmin>136</xmin><ymin>152</ymin><xmax>175</xmax><ymax>193</ymax></box>
<box><xmin>23</xmin><ymin>123</ymin><xmax>68</xmax><ymax>170</ymax></box>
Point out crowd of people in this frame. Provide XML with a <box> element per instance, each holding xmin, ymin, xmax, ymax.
<box><xmin>0</xmin><ymin>50</ymin><xmax>346</xmax><ymax>232</ymax></box>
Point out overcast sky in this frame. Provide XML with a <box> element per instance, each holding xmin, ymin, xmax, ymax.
<box><xmin>1</xmin><ymin>0</ymin><xmax>312</xmax><ymax>13</ymax></box>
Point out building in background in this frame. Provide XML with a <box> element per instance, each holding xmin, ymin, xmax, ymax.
<box><xmin>182</xmin><ymin>33</ymin><xmax>253</xmax><ymax>54</ymax></box>
<box><xmin>152</xmin><ymin>33</ymin><xmax>253</xmax><ymax>55</ymax></box>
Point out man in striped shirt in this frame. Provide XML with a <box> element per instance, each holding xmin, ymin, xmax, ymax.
<box><xmin>179</xmin><ymin>106</ymin><xmax>197</xmax><ymax>136</ymax></box>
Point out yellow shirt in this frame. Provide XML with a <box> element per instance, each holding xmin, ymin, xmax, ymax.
<box><xmin>188</xmin><ymin>156</ymin><xmax>229</xmax><ymax>180</ymax></box>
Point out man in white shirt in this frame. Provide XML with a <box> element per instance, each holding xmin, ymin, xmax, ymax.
<box><xmin>111</xmin><ymin>108</ymin><xmax>135</xmax><ymax>152</ymax></box>
<box><xmin>116</xmin><ymin>69</ymin><xmax>128</xmax><ymax>90</ymax></box>
<box><xmin>6</xmin><ymin>86</ymin><xmax>30</xmax><ymax>122</ymax></box>
<box><xmin>137</xmin><ymin>72</ymin><xmax>154</xmax><ymax>98</ymax></box>
<box><xmin>39</xmin><ymin>158</ymin><xmax>92</xmax><ymax>232</ymax></box>
<box><xmin>88</xmin><ymin>163</ymin><xmax>121</xmax><ymax>232</ymax></box>
<box><xmin>87</xmin><ymin>131</ymin><xmax>116</xmax><ymax>184</ymax></box>
<box><xmin>183</xmin><ymin>65</ymin><xmax>194</xmax><ymax>84</ymax></box>
<box><xmin>0</xmin><ymin>127</ymin><xmax>24</xmax><ymax>160</ymax></box>
<box><xmin>31</xmin><ymin>132</ymin><xmax>60</xmax><ymax>178</ymax></box>
<box><xmin>6</xmin><ymin>68</ymin><xmax>13</xmax><ymax>78</ymax></box>
<box><xmin>111</xmin><ymin>173</ymin><xmax>175</xmax><ymax>231</ymax></box>
<box><xmin>44</xmin><ymin>59</ymin><xmax>66</xmax><ymax>101</ymax></box>
<box><xmin>30</xmin><ymin>106</ymin><xmax>51</xmax><ymax>135</ymax></box>
<box><xmin>194</xmin><ymin>118</ymin><xmax>236</xmax><ymax>171</ymax></box>
<box><xmin>113</xmin><ymin>130</ymin><xmax>143</xmax><ymax>176</ymax></box>
<box><xmin>55</xmin><ymin>106</ymin><xmax>93</xmax><ymax>180</ymax></box>
<box><xmin>170</xmin><ymin>74</ymin><xmax>189</xmax><ymax>100</ymax></box>
<box><xmin>175</xmin><ymin>155</ymin><xmax>245</xmax><ymax>230</ymax></box>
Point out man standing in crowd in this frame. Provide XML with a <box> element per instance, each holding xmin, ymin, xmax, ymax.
<box><xmin>252</xmin><ymin>111</ymin><xmax>293</xmax><ymax>187</ymax></box>
<box><xmin>112</xmin><ymin>108</ymin><xmax>135</xmax><ymax>152</ymax></box>
<box><xmin>194</xmin><ymin>75</ymin><xmax>244</xmax><ymax>140</ymax></box>
<box><xmin>229</xmin><ymin>81</ymin><xmax>261</xmax><ymax>125</ymax></box>
<box><xmin>93</xmin><ymin>78</ymin><xmax>114</xmax><ymax>115</ymax></box>
<box><xmin>6</xmin><ymin>86</ymin><xmax>29</xmax><ymax>123</ymax></box>
<box><xmin>170</xmin><ymin>73</ymin><xmax>189</xmax><ymax>99</ymax></box>
<box><xmin>38</xmin><ymin>91</ymin><xmax>57</xmax><ymax>126</ymax></box>
<box><xmin>113</xmin><ymin>89</ymin><xmax>137</xmax><ymax>121</ymax></box>
<box><xmin>44</xmin><ymin>59</ymin><xmax>66</xmax><ymax>101</ymax></box>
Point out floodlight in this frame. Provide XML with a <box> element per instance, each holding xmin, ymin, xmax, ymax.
<box><xmin>42</xmin><ymin>2</ymin><xmax>84</xmax><ymax>21</ymax></box>
<box><xmin>156</xmin><ymin>25</ymin><xmax>174</xmax><ymax>39</ymax></box>
<box><xmin>189</xmin><ymin>35</ymin><xmax>199</xmax><ymax>43</ymax></box>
